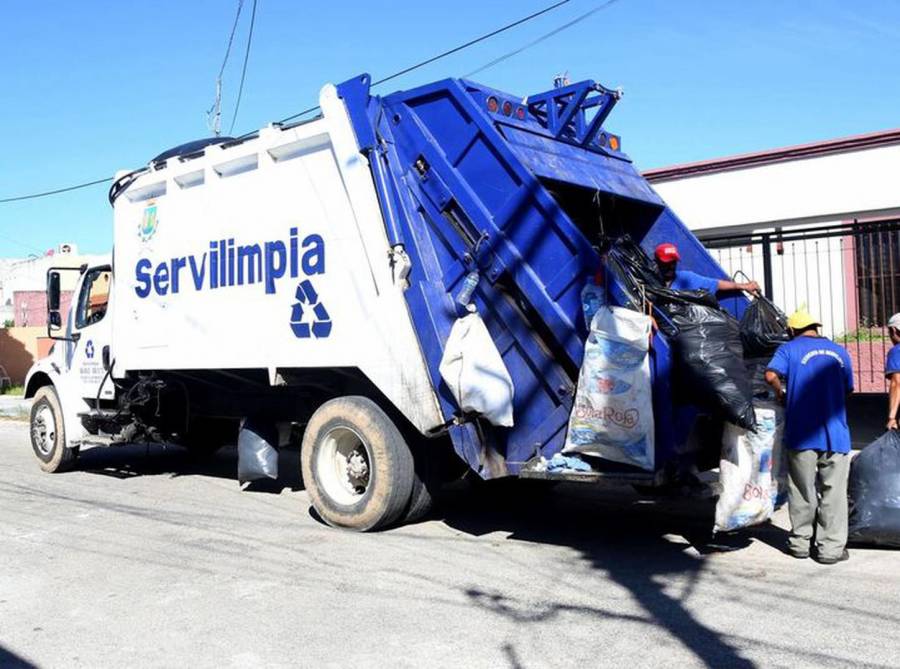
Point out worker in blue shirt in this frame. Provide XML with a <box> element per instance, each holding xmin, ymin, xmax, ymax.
<box><xmin>885</xmin><ymin>313</ymin><xmax>900</xmax><ymax>430</ymax></box>
<box><xmin>765</xmin><ymin>309</ymin><xmax>854</xmax><ymax>564</ymax></box>
<box><xmin>654</xmin><ymin>242</ymin><xmax>760</xmax><ymax>294</ymax></box>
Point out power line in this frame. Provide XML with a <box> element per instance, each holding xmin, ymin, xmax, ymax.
<box><xmin>0</xmin><ymin>0</ymin><xmax>576</xmax><ymax>203</ymax></box>
<box><xmin>216</xmin><ymin>0</ymin><xmax>244</xmax><ymax>81</ymax></box>
<box><xmin>0</xmin><ymin>231</ymin><xmax>45</xmax><ymax>254</ymax></box>
<box><xmin>279</xmin><ymin>0</ymin><xmax>573</xmax><ymax>125</ymax></box>
<box><xmin>466</xmin><ymin>0</ymin><xmax>621</xmax><ymax>78</ymax></box>
<box><xmin>371</xmin><ymin>0</ymin><xmax>572</xmax><ymax>87</ymax></box>
<box><xmin>228</xmin><ymin>0</ymin><xmax>258</xmax><ymax>135</ymax></box>
<box><xmin>207</xmin><ymin>0</ymin><xmax>245</xmax><ymax>136</ymax></box>
<box><xmin>0</xmin><ymin>177</ymin><xmax>112</xmax><ymax>204</ymax></box>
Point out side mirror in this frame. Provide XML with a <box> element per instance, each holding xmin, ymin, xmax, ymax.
<box><xmin>48</xmin><ymin>271</ymin><xmax>61</xmax><ymax>310</ymax></box>
<box><xmin>48</xmin><ymin>271</ymin><xmax>62</xmax><ymax>332</ymax></box>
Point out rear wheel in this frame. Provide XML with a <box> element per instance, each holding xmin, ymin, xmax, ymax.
<box><xmin>301</xmin><ymin>396</ymin><xmax>414</xmax><ymax>531</ymax></box>
<box><xmin>30</xmin><ymin>386</ymin><xmax>77</xmax><ymax>473</ymax></box>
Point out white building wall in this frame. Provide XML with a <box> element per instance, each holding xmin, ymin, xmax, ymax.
<box><xmin>652</xmin><ymin>143</ymin><xmax>900</xmax><ymax>233</ymax></box>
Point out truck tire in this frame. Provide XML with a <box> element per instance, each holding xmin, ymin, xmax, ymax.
<box><xmin>30</xmin><ymin>386</ymin><xmax>77</xmax><ymax>473</ymax></box>
<box><xmin>301</xmin><ymin>396</ymin><xmax>414</xmax><ymax>531</ymax></box>
<box><xmin>400</xmin><ymin>441</ymin><xmax>446</xmax><ymax>523</ymax></box>
<box><xmin>402</xmin><ymin>466</ymin><xmax>435</xmax><ymax>524</ymax></box>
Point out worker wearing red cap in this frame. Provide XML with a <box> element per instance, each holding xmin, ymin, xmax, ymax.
<box><xmin>654</xmin><ymin>242</ymin><xmax>760</xmax><ymax>294</ymax></box>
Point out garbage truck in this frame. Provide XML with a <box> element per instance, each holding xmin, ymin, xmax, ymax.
<box><xmin>24</xmin><ymin>74</ymin><xmax>748</xmax><ymax>530</ymax></box>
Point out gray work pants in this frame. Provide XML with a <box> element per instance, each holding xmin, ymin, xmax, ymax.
<box><xmin>787</xmin><ymin>449</ymin><xmax>850</xmax><ymax>558</ymax></box>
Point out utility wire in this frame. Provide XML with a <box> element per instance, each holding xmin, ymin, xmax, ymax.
<box><xmin>465</xmin><ymin>0</ymin><xmax>621</xmax><ymax>78</ymax></box>
<box><xmin>371</xmin><ymin>0</ymin><xmax>572</xmax><ymax>88</ymax></box>
<box><xmin>228</xmin><ymin>0</ymin><xmax>258</xmax><ymax>135</ymax></box>
<box><xmin>207</xmin><ymin>0</ymin><xmax>245</xmax><ymax>135</ymax></box>
<box><xmin>216</xmin><ymin>0</ymin><xmax>244</xmax><ymax>81</ymax></box>
<box><xmin>1</xmin><ymin>0</ymin><xmax>576</xmax><ymax>203</ymax></box>
<box><xmin>0</xmin><ymin>231</ymin><xmax>44</xmax><ymax>254</ymax></box>
<box><xmin>0</xmin><ymin>177</ymin><xmax>112</xmax><ymax>204</ymax></box>
<box><xmin>278</xmin><ymin>0</ymin><xmax>574</xmax><ymax>124</ymax></box>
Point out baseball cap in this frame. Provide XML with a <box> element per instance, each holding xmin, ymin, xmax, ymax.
<box><xmin>888</xmin><ymin>313</ymin><xmax>900</xmax><ymax>330</ymax></box>
<box><xmin>787</xmin><ymin>308</ymin><xmax>821</xmax><ymax>331</ymax></box>
<box><xmin>654</xmin><ymin>243</ymin><xmax>680</xmax><ymax>263</ymax></box>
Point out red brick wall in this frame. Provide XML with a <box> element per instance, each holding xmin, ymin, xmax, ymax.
<box><xmin>12</xmin><ymin>290</ymin><xmax>73</xmax><ymax>327</ymax></box>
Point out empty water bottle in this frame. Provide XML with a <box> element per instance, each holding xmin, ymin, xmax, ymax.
<box><xmin>456</xmin><ymin>271</ymin><xmax>480</xmax><ymax>306</ymax></box>
<box><xmin>581</xmin><ymin>275</ymin><xmax>606</xmax><ymax>329</ymax></box>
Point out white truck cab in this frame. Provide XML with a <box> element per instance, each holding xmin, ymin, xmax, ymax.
<box><xmin>26</xmin><ymin>260</ymin><xmax>115</xmax><ymax>467</ymax></box>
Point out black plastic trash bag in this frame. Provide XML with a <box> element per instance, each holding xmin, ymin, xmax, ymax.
<box><xmin>849</xmin><ymin>430</ymin><xmax>900</xmax><ymax>547</ymax></box>
<box><xmin>668</xmin><ymin>302</ymin><xmax>756</xmax><ymax>430</ymax></box>
<box><xmin>744</xmin><ymin>356</ymin><xmax>775</xmax><ymax>401</ymax></box>
<box><xmin>740</xmin><ymin>296</ymin><xmax>790</xmax><ymax>358</ymax></box>
<box><xmin>603</xmin><ymin>234</ymin><xmax>754</xmax><ymax>428</ymax></box>
<box><xmin>604</xmin><ymin>236</ymin><xmax>717</xmax><ymax>335</ymax></box>
<box><xmin>604</xmin><ymin>236</ymin><xmax>665</xmax><ymax>311</ymax></box>
<box><xmin>237</xmin><ymin>419</ymin><xmax>279</xmax><ymax>483</ymax></box>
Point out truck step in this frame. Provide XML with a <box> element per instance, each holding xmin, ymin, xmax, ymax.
<box><xmin>519</xmin><ymin>467</ymin><xmax>661</xmax><ymax>486</ymax></box>
<box><xmin>78</xmin><ymin>409</ymin><xmax>124</xmax><ymax>419</ymax></box>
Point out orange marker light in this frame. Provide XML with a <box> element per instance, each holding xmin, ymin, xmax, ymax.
<box><xmin>609</xmin><ymin>136</ymin><xmax>620</xmax><ymax>151</ymax></box>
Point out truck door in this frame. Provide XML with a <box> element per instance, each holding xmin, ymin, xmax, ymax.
<box><xmin>68</xmin><ymin>265</ymin><xmax>115</xmax><ymax>402</ymax></box>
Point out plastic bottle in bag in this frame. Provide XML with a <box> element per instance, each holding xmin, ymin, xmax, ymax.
<box><xmin>580</xmin><ymin>273</ymin><xmax>606</xmax><ymax>329</ymax></box>
<box><xmin>456</xmin><ymin>271</ymin><xmax>480</xmax><ymax>306</ymax></box>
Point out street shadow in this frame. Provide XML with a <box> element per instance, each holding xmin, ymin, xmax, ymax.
<box><xmin>440</xmin><ymin>480</ymin><xmax>790</xmax><ymax>668</ymax></box>
<box><xmin>75</xmin><ymin>443</ymin><xmax>304</xmax><ymax>494</ymax></box>
<box><xmin>0</xmin><ymin>645</ymin><xmax>37</xmax><ymax>668</ymax></box>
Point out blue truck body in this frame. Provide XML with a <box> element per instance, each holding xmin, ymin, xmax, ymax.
<box><xmin>336</xmin><ymin>73</ymin><xmax>745</xmax><ymax>480</ymax></box>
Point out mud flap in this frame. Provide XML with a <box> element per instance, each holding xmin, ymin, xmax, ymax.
<box><xmin>237</xmin><ymin>419</ymin><xmax>279</xmax><ymax>483</ymax></box>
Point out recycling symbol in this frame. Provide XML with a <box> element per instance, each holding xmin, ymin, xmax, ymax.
<box><xmin>85</xmin><ymin>340</ymin><xmax>95</xmax><ymax>359</ymax></box>
<box><xmin>290</xmin><ymin>280</ymin><xmax>332</xmax><ymax>339</ymax></box>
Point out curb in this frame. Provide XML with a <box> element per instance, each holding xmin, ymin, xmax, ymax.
<box><xmin>0</xmin><ymin>397</ymin><xmax>31</xmax><ymax>421</ymax></box>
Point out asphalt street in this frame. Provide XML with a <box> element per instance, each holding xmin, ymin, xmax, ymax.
<box><xmin>1</xmin><ymin>419</ymin><xmax>898</xmax><ymax>668</ymax></box>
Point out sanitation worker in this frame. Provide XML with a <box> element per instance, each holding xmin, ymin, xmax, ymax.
<box><xmin>885</xmin><ymin>313</ymin><xmax>900</xmax><ymax>430</ymax></box>
<box><xmin>764</xmin><ymin>309</ymin><xmax>853</xmax><ymax>564</ymax></box>
<box><xmin>654</xmin><ymin>242</ymin><xmax>760</xmax><ymax>294</ymax></box>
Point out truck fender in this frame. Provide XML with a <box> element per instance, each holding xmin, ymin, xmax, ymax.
<box><xmin>23</xmin><ymin>360</ymin><xmax>91</xmax><ymax>449</ymax></box>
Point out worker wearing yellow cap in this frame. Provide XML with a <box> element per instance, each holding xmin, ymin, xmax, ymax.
<box><xmin>764</xmin><ymin>309</ymin><xmax>854</xmax><ymax>564</ymax></box>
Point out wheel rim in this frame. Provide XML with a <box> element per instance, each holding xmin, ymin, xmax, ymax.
<box><xmin>32</xmin><ymin>404</ymin><xmax>56</xmax><ymax>456</ymax></box>
<box><xmin>316</xmin><ymin>426</ymin><xmax>372</xmax><ymax>506</ymax></box>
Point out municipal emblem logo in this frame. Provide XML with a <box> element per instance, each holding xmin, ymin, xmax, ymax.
<box><xmin>139</xmin><ymin>202</ymin><xmax>159</xmax><ymax>241</ymax></box>
<box><xmin>290</xmin><ymin>280</ymin><xmax>332</xmax><ymax>338</ymax></box>
<box><xmin>85</xmin><ymin>340</ymin><xmax>95</xmax><ymax>359</ymax></box>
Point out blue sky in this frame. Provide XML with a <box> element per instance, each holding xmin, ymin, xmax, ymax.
<box><xmin>1</xmin><ymin>0</ymin><xmax>899</xmax><ymax>256</ymax></box>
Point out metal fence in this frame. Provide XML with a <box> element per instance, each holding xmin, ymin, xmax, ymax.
<box><xmin>701</xmin><ymin>219</ymin><xmax>900</xmax><ymax>393</ymax></box>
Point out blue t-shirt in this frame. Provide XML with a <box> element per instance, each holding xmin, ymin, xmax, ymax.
<box><xmin>670</xmin><ymin>269</ymin><xmax>719</xmax><ymax>294</ymax></box>
<box><xmin>886</xmin><ymin>343</ymin><xmax>900</xmax><ymax>378</ymax></box>
<box><xmin>766</xmin><ymin>336</ymin><xmax>854</xmax><ymax>453</ymax></box>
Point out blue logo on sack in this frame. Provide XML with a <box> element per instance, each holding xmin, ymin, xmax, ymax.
<box><xmin>588</xmin><ymin>333</ymin><xmax>646</xmax><ymax>369</ymax></box>
<box><xmin>290</xmin><ymin>280</ymin><xmax>332</xmax><ymax>339</ymax></box>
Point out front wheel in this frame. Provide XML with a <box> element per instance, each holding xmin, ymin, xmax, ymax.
<box><xmin>30</xmin><ymin>386</ymin><xmax>77</xmax><ymax>473</ymax></box>
<box><xmin>301</xmin><ymin>396</ymin><xmax>414</xmax><ymax>531</ymax></box>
